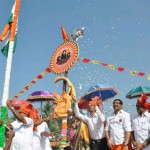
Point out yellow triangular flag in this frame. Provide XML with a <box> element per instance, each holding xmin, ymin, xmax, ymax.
<box><xmin>92</xmin><ymin>59</ymin><xmax>99</xmax><ymax>64</ymax></box>
<box><xmin>41</xmin><ymin>71</ymin><xmax>46</xmax><ymax>76</ymax></box>
<box><xmin>130</xmin><ymin>70</ymin><xmax>137</xmax><ymax>76</ymax></box>
<box><xmin>109</xmin><ymin>64</ymin><xmax>116</xmax><ymax>70</ymax></box>
<box><xmin>147</xmin><ymin>74</ymin><xmax>150</xmax><ymax>80</ymax></box>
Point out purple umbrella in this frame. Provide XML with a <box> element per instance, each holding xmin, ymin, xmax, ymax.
<box><xmin>27</xmin><ymin>91</ymin><xmax>55</xmax><ymax>117</ymax></box>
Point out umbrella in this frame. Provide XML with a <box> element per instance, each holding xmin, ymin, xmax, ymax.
<box><xmin>27</xmin><ymin>91</ymin><xmax>55</xmax><ymax>117</ymax></box>
<box><xmin>10</xmin><ymin>100</ymin><xmax>26</xmax><ymax>110</ymax></box>
<box><xmin>126</xmin><ymin>86</ymin><xmax>150</xmax><ymax>99</ymax></box>
<box><xmin>82</xmin><ymin>84</ymin><xmax>118</xmax><ymax>101</ymax></box>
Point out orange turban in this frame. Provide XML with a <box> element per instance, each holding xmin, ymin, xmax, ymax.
<box><xmin>20</xmin><ymin>102</ymin><xmax>33</xmax><ymax>117</ymax></box>
<box><xmin>89</xmin><ymin>96</ymin><xmax>102</xmax><ymax>107</ymax></box>
<box><xmin>137</xmin><ymin>93</ymin><xmax>150</xmax><ymax>109</ymax></box>
<box><xmin>31</xmin><ymin>109</ymin><xmax>41</xmax><ymax>132</ymax></box>
<box><xmin>32</xmin><ymin>109</ymin><xmax>41</xmax><ymax>120</ymax></box>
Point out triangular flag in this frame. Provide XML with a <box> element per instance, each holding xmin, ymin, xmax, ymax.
<box><xmin>130</xmin><ymin>70</ymin><xmax>137</xmax><ymax>76</ymax></box>
<box><xmin>41</xmin><ymin>71</ymin><xmax>46</xmax><ymax>76</ymax></box>
<box><xmin>109</xmin><ymin>64</ymin><xmax>116</xmax><ymax>70</ymax></box>
<box><xmin>45</xmin><ymin>67</ymin><xmax>51</xmax><ymax>73</ymax></box>
<box><xmin>92</xmin><ymin>60</ymin><xmax>99</xmax><ymax>64</ymax></box>
<box><xmin>118</xmin><ymin>67</ymin><xmax>125</xmax><ymax>72</ymax></box>
<box><xmin>82</xmin><ymin>58</ymin><xmax>90</xmax><ymax>63</ymax></box>
<box><xmin>61</xmin><ymin>25</ymin><xmax>70</xmax><ymax>41</ymax></box>
<box><xmin>147</xmin><ymin>74</ymin><xmax>150</xmax><ymax>80</ymax></box>
<box><xmin>37</xmin><ymin>75</ymin><xmax>43</xmax><ymax>79</ymax></box>
<box><xmin>0</xmin><ymin>0</ymin><xmax>20</xmax><ymax>57</ymax></box>
<box><xmin>101</xmin><ymin>62</ymin><xmax>108</xmax><ymax>66</ymax></box>
<box><xmin>138</xmin><ymin>72</ymin><xmax>145</xmax><ymax>76</ymax></box>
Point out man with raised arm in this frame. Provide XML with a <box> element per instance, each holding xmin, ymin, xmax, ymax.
<box><xmin>74</xmin><ymin>96</ymin><xmax>109</xmax><ymax>150</ymax></box>
<box><xmin>7</xmin><ymin>101</ymin><xmax>34</xmax><ymax>150</ymax></box>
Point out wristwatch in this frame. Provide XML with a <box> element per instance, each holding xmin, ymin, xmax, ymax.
<box><xmin>124</xmin><ymin>143</ymin><xmax>128</xmax><ymax>146</ymax></box>
<box><xmin>11</xmin><ymin>107</ymin><xmax>15</xmax><ymax>110</ymax></box>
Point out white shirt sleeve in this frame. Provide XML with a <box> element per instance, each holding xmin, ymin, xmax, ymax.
<box><xmin>105</xmin><ymin>118</ymin><xmax>110</xmax><ymax>131</ymax></box>
<box><xmin>74</xmin><ymin>102</ymin><xmax>88</xmax><ymax>123</ymax></box>
<box><xmin>44</xmin><ymin>122</ymin><xmax>50</xmax><ymax>132</ymax></box>
<box><xmin>95</xmin><ymin>106</ymin><xmax>105</xmax><ymax>122</ymax></box>
<box><xmin>24</xmin><ymin>117</ymin><xmax>34</xmax><ymax>126</ymax></box>
<box><xmin>123</xmin><ymin>112</ymin><xmax>132</xmax><ymax>132</ymax></box>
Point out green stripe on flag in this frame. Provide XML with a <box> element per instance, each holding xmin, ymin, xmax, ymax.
<box><xmin>1</xmin><ymin>34</ymin><xmax>17</xmax><ymax>57</ymax></box>
<box><xmin>1</xmin><ymin>41</ymin><xmax>9</xmax><ymax>57</ymax></box>
<box><xmin>8</xmin><ymin>13</ymin><xmax>13</xmax><ymax>24</ymax></box>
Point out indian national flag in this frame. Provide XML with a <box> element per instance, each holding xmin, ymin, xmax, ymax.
<box><xmin>0</xmin><ymin>0</ymin><xmax>19</xmax><ymax>57</ymax></box>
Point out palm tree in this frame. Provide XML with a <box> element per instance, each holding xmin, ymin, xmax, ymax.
<box><xmin>42</xmin><ymin>102</ymin><xmax>61</xmax><ymax>133</ymax></box>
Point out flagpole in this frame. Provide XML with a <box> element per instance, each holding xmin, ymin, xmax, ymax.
<box><xmin>2</xmin><ymin>41</ymin><xmax>14</xmax><ymax>106</ymax></box>
<box><xmin>0</xmin><ymin>0</ymin><xmax>20</xmax><ymax>148</ymax></box>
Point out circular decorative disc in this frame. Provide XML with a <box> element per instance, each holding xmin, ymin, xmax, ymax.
<box><xmin>50</xmin><ymin>41</ymin><xmax>79</xmax><ymax>74</ymax></box>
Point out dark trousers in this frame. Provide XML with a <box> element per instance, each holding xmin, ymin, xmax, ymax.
<box><xmin>90</xmin><ymin>138</ymin><xmax>109</xmax><ymax>150</ymax></box>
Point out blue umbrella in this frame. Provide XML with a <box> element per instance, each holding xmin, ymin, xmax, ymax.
<box><xmin>82</xmin><ymin>84</ymin><xmax>118</xmax><ymax>101</ymax></box>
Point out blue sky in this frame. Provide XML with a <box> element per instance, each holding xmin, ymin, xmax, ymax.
<box><xmin>0</xmin><ymin>0</ymin><xmax>150</xmax><ymax>117</ymax></box>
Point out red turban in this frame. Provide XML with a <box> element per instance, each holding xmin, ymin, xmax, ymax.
<box><xmin>137</xmin><ymin>93</ymin><xmax>150</xmax><ymax>109</ymax></box>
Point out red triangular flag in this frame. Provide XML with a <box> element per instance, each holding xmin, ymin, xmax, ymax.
<box><xmin>118</xmin><ymin>67</ymin><xmax>125</xmax><ymax>72</ymax></box>
<box><xmin>138</xmin><ymin>72</ymin><xmax>145</xmax><ymax>76</ymax></box>
<box><xmin>31</xmin><ymin>80</ymin><xmax>36</xmax><ymax>84</ymax></box>
<box><xmin>82</xmin><ymin>58</ymin><xmax>90</xmax><ymax>63</ymax></box>
<box><xmin>61</xmin><ymin>25</ymin><xmax>70</xmax><ymax>41</ymax></box>
<box><xmin>101</xmin><ymin>62</ymin><xmax>108</xmax><ymax>66</ymax></box>
<box><xmin>45</xmin><ymin>67</ymin><xmax>51</xmax><ymax>73</ymax></box>
<box><xmin>37</xmin><ymin>75</ymin><xmax>43</xmax><ymax>79</ymax></box>
<box><xmin>25</xmin><ymin>86</ymin><xmax>29</xmax><ymax>90</ymax></box>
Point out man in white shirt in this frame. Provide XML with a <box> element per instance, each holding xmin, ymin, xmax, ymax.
<box><xmin>33</xmin><ymin>109</ymin><xmax>53</xmax><ymax>150</ymax></box>
<box><xmin>7</xmin><ymin>101</ymin><xmax>34</xmax><ymax>150</ymax></box>
<box><xmin>105</xmin><ymin>99</ymin><xmax>132</xmax><ymax>150</ymax></box>
<box><xmin>74</xmin><ymin>97</ymin><xmax>109</xmax><ymax>150</ymax></box>
<box><xmin>39</xmin><ymin>122</ymin><xmax>53</xmax><ymax>150</ymax></box>
<box><xmin>131</xmin><ymin>93</ymin><xmax>150</xmax><ymax>150</ymax></box>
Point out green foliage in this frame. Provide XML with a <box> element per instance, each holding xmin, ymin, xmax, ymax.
<box><xmin>42</xmin><ymin>102</ymin><xmax>61</xmax><ymax>135</ymax></box>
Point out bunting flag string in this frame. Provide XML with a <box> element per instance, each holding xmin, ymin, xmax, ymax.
<box><xmin>81</xmin><ymin>57</ymin><xmax>150</xmax><ymax>80</ymax></box>
<box><xmin>11</xmin><ymin>57</ymin><xmax>150</xmax><ymax>100</ymax></box>
<box><xmin>11</xmin><ymin>67</ymin><xmax>51</xmax><ymax>100</ymax></box>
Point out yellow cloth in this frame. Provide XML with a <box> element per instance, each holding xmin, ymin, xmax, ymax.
<box><xmin>74</xmin><ymin>122</ymin><xmax>90</xmax><ymax>149</ymax></box>
<box><xmin>79</xmin><ymin>122</ymin><xmax>90</xmax><ymax>144</ymax></box>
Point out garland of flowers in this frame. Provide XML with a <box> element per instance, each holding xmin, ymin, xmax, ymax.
<box><xmin>0</xmin><ymin>106</ymin><xmax>7</xmax><ymax>148</ymax></box>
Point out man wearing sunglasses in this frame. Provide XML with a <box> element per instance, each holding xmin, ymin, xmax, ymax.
<box><xmin>131</xmin><ymin>93</ymin><xmax>150</xmax><ymax>150</ymax></box>
<box><xmin>105</xmin><ymin>98</ymin><xmax>132</xmax><ymax>150</ymax></box>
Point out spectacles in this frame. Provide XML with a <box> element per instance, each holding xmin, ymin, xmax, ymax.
<box><xmin>136</xmin><ymin>104</ymin><xmax>141</xmax><ymax>108</ymax></box>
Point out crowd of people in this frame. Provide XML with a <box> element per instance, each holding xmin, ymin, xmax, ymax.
<box><xmin>0</xmin><ymin>100</ymin><xmax>53</xmax><ymax>150</ymax></box>
<box><xmin>71</xmin><ymin>93</ymin><xmax>150</xmax><ymax>150</ymax></box>
<box><xmin>0</xmin><ymin>93</ymin><xmax>150</xmax><ymax>150</ymax></box>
